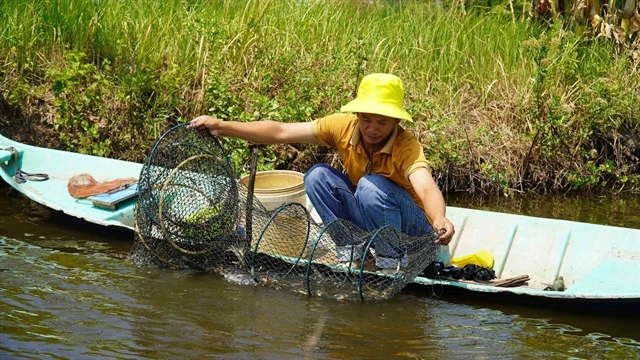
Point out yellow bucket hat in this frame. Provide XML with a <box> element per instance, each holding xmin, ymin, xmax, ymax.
<box><xmin>341</xmin><ymin>73</ymin><xmax>413</xmax><ymax>122</ymax></box>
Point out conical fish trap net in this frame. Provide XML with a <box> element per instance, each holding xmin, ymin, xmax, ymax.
<box><xmin>130</xmin><ymin>124</ymin><xmax>440</xmax><ymax>301</ymax></box>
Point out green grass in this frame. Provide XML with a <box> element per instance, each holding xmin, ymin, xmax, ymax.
<box><xmin>0</xmin><ymin>0</ymin><xmax>638</xmax><ymax>193</ymax></box>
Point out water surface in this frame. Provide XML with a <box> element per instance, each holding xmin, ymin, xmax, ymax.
<box><xmin>1</xmin><ymin>187</ymin><xmax>639</xmax><ymax>359</ymax></box>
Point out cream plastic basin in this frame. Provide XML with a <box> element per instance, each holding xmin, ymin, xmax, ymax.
<box><xmin>240</xmin><ymin>170</ymin><xmax>307</xmax><ymax>211</ymax></box>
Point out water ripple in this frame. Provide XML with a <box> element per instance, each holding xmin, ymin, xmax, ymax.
<box><xmin>1</xmin><ymin>235</ymin><xmax>639</xmax><ymax>359</ymax></box>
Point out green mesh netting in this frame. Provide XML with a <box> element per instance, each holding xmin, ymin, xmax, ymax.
<box><xmin>129</xmin><ymin>123</ymin><xmax>440</xmax><ymax>301</ymax></box>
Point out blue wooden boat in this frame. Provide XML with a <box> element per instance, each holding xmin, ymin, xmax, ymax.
<box><xmin>414</xmin><ymin>206</ymin><xmax>640</xmax><ymax>314</ymax></box>
<box><xmin>0</xmin><ymin>134</ymin><xmax>141</xmax><ymax>230</ymax></box>
<box><xmin>1</xmin><ymin>133</ymin><xmax>638</xmax><ymax>312</ymax></box>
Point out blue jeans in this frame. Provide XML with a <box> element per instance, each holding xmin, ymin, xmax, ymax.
<box><xmin>304</xmin><ymin>164</ymin><xmax>435</xmax><ymax>268</ymax></box>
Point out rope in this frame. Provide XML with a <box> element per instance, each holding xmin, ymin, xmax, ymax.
<box><xmin>1</xmin><ymin>147</ymin><xmax>49</xmax><ymax>183</ymax></box>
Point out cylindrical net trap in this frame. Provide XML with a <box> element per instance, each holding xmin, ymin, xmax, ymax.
<box><xmin>130</xmin><ymin>124</ymin><xmax>441</xmax><ymax>301</ymax></box>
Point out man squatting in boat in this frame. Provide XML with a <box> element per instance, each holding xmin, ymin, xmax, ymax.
<box><xmin>188</xmin><ymin>73</ymin><xmax>455</xmax><ymax>269</ymax></box>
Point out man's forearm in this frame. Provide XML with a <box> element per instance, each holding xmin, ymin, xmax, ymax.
<box><xmin>219</xmin><ymin>120</ymin><xmax>284</xmax><ymax>144</ymax></box>
<box><xmin>422</xmin><ymin>189</ymin><xmax>447</xmax><ymax>227</ymax></box>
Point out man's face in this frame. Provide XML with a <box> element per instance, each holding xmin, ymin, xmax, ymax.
<box><xmin>357</xmin><ymin>113</ymin><xmax>397</xmax><ymax>146</ymax></box>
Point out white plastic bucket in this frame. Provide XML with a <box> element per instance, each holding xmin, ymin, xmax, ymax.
<box><xmin>240</xmin><ymin>170</ymin><xmax>307</xmax><ymax>211</ymax></box>
<box><xmin>240</xmin><ymin>170</ymin><xmax>329</xmax><ymax>257</ymax></box>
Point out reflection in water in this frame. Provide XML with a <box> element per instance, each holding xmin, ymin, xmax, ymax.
<box><xmin>1</xmin><ymin>186</ymin><xmax>640</xmax><ymax>358</ymax></box>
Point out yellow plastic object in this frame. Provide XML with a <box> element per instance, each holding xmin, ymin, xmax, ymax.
<box><xmin>451</xmin><ymin>250</ymin><xmax>494</xmax><ymax>269</ymax></box>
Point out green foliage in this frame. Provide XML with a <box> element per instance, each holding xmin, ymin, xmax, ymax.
<box><xmin>46</xmin><ymin>51</ymin><xmax>113</xmax><ymax>156</ymax></box>
<box><xmin>523</xmin><ymin>23</ymin><xmax>640</xmax><ymax>190</ymax></box>
<box><xmin>414</xmin><ymin>114</ymin><xmax>467</xmax><ymax>172</ymax></box>
<box><xmin>0</xmin><ymin>0</ymin><xmax>638</xmax><ymax>193</ymax></box>
<box><xmin>566</xmin><ymin>160</ymin><xmax>616</xmax><ymax>190</ymax></box>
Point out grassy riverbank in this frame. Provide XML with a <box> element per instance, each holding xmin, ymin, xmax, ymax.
<box><xmin>0</xmin><ymin>0</ymin><xmax>638</xmax><ymax>193</ymax></box>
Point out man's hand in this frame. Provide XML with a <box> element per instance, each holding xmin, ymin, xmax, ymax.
<box><xmin>187</xmin><ymin>115</ymin><xmax>223</xmax><ymax>136</ymax></box>
<box><xmin>433</xmin><ymin>217</ymin><xmax>455</xmax><ymax>245</ymax></box>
